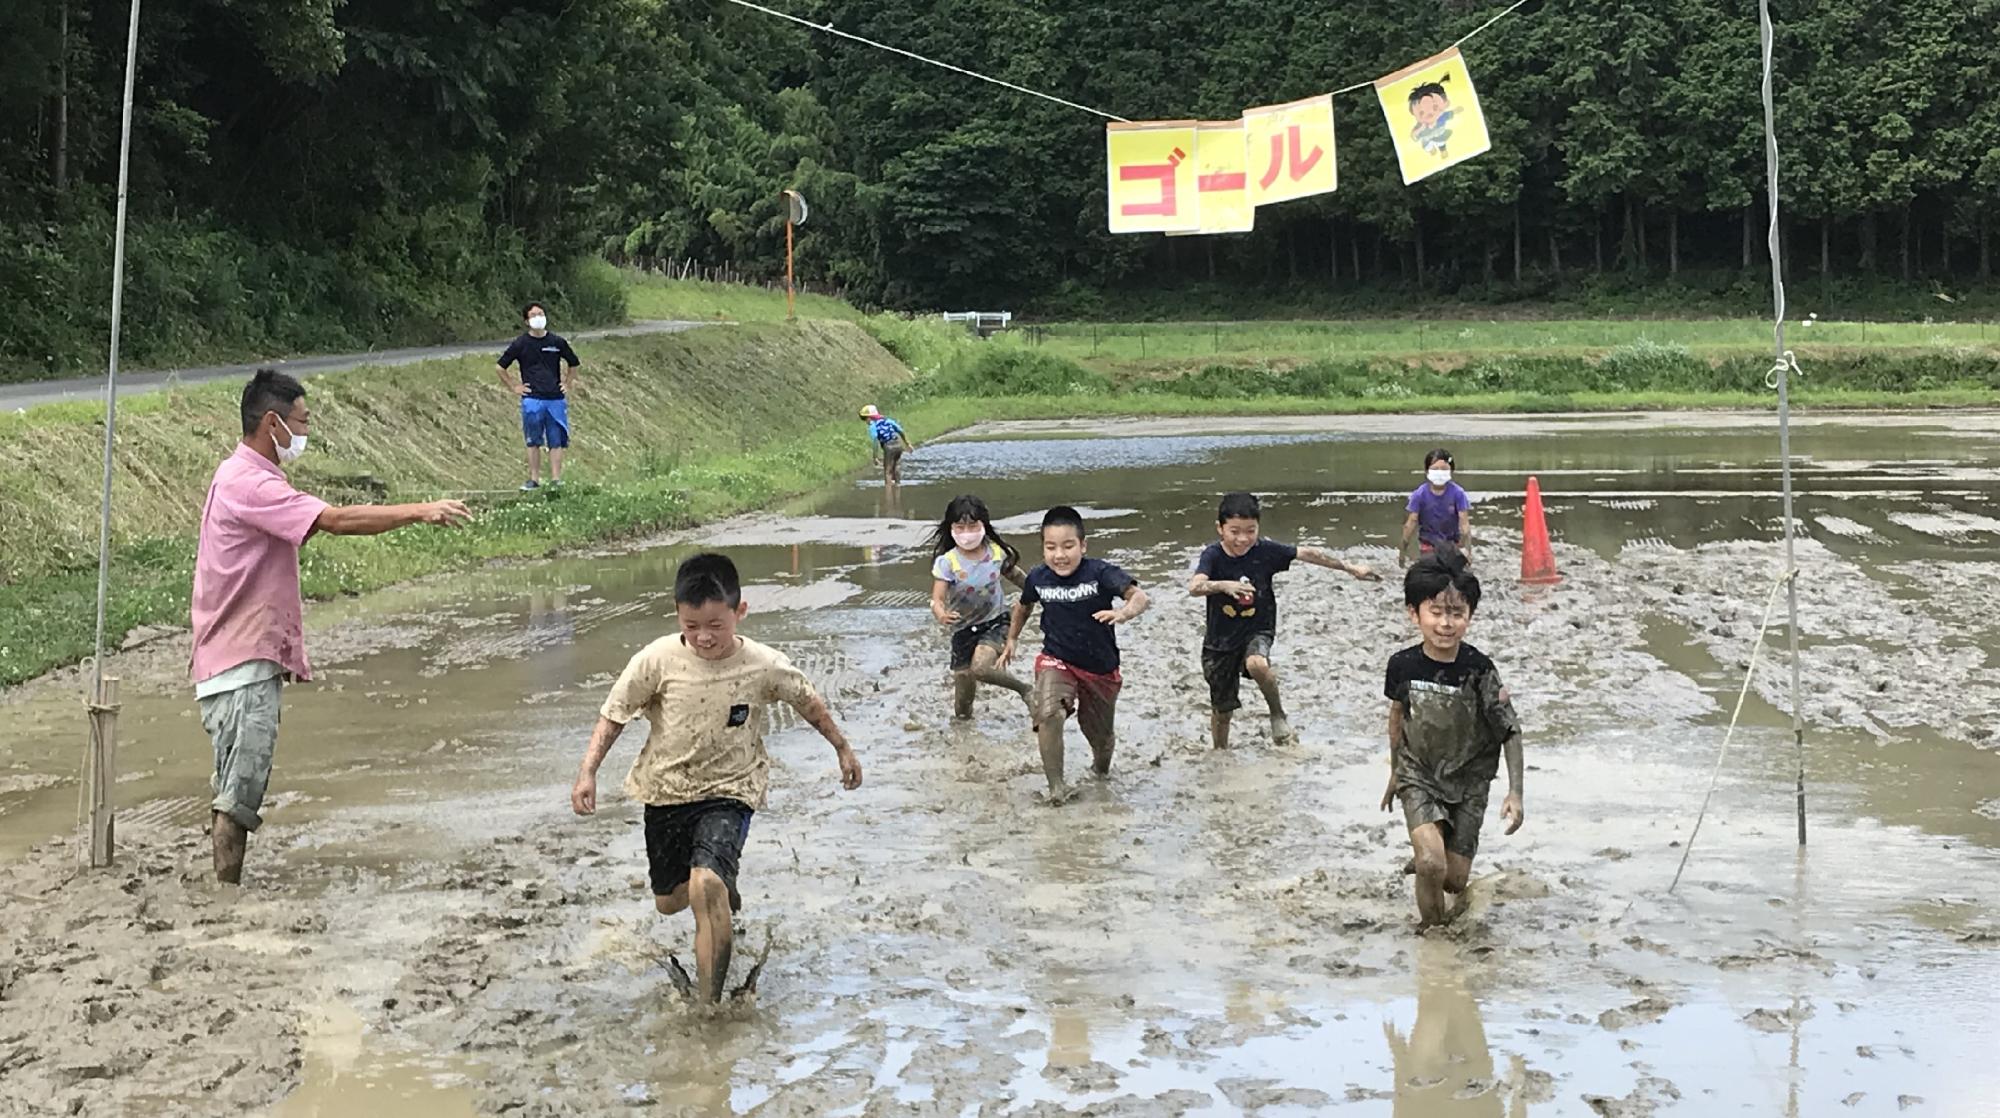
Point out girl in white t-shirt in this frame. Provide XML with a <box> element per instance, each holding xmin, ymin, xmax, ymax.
<box><xmin>926</xmin><ymin>494</ymin><xmax>1034</xmax><ymax>723</ymax></box>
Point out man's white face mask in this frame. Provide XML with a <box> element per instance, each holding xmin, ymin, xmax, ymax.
<box><xmin>275</xmin><ymin>416</ymin><xmax>308</xmax><ymax>465</ymax></box>
<box><xmin>528</xmin><ymin>314</ymin><xmax>548</xmax><ymax>331</ymax></box>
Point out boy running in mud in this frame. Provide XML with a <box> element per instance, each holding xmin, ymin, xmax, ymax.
<box><xmin>1002</xmin><ymin>506</ymin><xmax>1149</xmax><ymax>803</ymax></box>
<box><xmin>1189</xmin><ymin>491</ymin><xmax>1380</xmax><ymax>750</ymax></box>
<box><xmin>571</xmin><ymin>553</ymin><xmax>863</xmax><ymax>1001</ymax></box>
<box><xmin>1382</xmin><ymin>548</ymin><xmax>1523</xmax><ymax>928</ymax></box>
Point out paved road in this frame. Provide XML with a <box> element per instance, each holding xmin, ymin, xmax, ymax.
<box><xmin>0</xmin><ymin>319</ymin><xmax>708</xmax><ymax>412</ymax></box>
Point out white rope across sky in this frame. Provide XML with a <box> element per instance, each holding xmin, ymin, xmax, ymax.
<box><xmin>716</xmin><ymin>0</ymin><xmax>1532</xmax><ymax>120</ymax></box>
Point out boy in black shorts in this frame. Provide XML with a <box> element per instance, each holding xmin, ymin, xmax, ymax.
<box><xmin>1188</xmin><ymin>491</ymin><xmax>1379</xmax><ymax>750</ymax></box>
<box><xmin>571</xmin><ymin>553</ymin><xmax>863</xmax><ymax>1000</ymax></box>
<box><xmin>1381</xmin><ymin>547</ymin><xmax>1524</xmax><ymax>928</ymax></box>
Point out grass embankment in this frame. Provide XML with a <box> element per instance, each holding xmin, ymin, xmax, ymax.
<box><xmin>624</xmin><ymin>272</ymin><xmax>865</xmax><ymax>325</ymax></box>
<box><xmin>0</xmin><ymin>321</ymin><xmax>911</xmax><ymax>686</ymax></box>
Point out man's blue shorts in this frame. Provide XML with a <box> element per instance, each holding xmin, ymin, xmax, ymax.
<box><xmin>521</xmin><ymin>397</ymin><xmax>570</xmax><ymax>449</ymax></box>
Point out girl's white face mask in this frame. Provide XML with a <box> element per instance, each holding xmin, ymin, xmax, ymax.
<box><xmin>528</xmin><ymin>314</ymin><xmax>548</xmax><ymax>330</ymax></box>
<box><xmin>952</xmin><ymin>526</ymin><xmax>987</xmax><ymax>552</ymax></box>
<box><xmin>1427</xmin><ymin>468</ymin><xmax>1452</xmax><ymax>487</ymax></box>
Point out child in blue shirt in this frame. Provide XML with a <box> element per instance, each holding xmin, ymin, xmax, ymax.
<box><xmin>859</xmin><ymin>404</ymin><xmax>914</xmax><ymax>485</ymax></box>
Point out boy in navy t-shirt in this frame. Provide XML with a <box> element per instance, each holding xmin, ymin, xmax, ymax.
<box><xmin>1002</xmin><ymin>506</ymin><xmax>1149</xmax><ymax>804</ymax></box>
<box><xmin>1189</xmin><ymin>491</ymin><xmax>1379</xmax><ymax>750</ymax></box>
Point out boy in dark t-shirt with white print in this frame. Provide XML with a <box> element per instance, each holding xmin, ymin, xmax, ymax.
<box><xmin>1189</xmin><ymin>491</ymin><xmax>1379</xmax><ymax>750</ymax></box>
<box><xmin>1002</xmin><ymin>506</ymin><xmax>1150</xmax><ymax>805</ymax></box>
<box><xmin>1382</xmin><ymin>546</ymin><xmax>1524</xmax><ymax>929</ymax></box>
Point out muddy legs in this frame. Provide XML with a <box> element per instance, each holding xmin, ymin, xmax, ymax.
<box><xmin>1246</xmin><ymin>656</ymin><xmax>1292</xmax><ymax>745</ymax></box>
<box><xmin>211</xmin><ymin>811</ymin><xmax>247</xmax><ymax>885</ymax></box>
<box><xmin>1037</xmin><ymin>718</ymin><xmax>1071</xmax><ymax>802</ymax></box>
<box><xmin>1409</xmin><ymin>824</ymin><xmax>1477</xmax><ymax>928</ymax></box>
<box><xmin>951</xmin><ymin>672</ymin><xmax>977</xmax><ymax>720</ymax></box>
<box><xmin>688</xmin><ymin>868</ymin><xmax>734</xmax><ymax>1004</ymax></box>
<box><xmin>1410</xmin><ymin>824</ymin><xmax>1452</xmax><ymax>927</ymax></box>
<box><xmin>953</xmin><ymin>645</ymin><xmax>1031</xmax><ymax>721</ymax></box>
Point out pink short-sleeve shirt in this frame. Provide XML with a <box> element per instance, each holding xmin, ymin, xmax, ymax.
<box><xmin>190</xmin><ymin>445</ymin><xmax>330</xmax><ymax>685</ymax></box>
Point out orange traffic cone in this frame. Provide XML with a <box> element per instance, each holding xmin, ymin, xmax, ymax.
<box><xmin>1520</xmin><ymin>475</ymin><xmax>1561</xmax><ymax>585</ymax></box>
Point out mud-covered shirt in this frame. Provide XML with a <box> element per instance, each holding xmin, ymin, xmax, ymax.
<box><xmin>1384</xmin><ymin>642</ymin><xmax>1519</xmax><ymax>804</ymax></box>
<box><xmin>931</xmin><ymin>542</ymin><xmax>1011</xmax><ymax>631</ymax></box>
<box><xmin>1194</xmin><ymin>538</ymin><xmax>1297</xmax><ymax>650</ymax></box>
<box><xmin>600</xmin><ymin>635</ymin><xmax>820</xmax><ymax>809</ymax></box>
<box><xmin>1020</xmin><ymin>558</ymin><xmax>1138</xmax><ymax>675</ymax></box>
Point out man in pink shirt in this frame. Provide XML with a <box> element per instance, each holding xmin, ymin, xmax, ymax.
<box><xmin>193</xmin><ymin>369</ymin><xmax>471</xmax><ymax>884</ymax></box>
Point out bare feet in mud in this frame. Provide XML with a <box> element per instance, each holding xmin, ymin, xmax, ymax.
<box><xmin>1269</xmin><ymin>714</ymin><xmax>1297</xmax><ymax>747</ymax></box>
<box><xmin>1042</xmin><ymin>782</ymin><xmax>1078</xmax><ymax>806</ymax></box>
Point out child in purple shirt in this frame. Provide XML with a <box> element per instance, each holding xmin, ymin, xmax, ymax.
<box><xmin>1400</xmin><ymin>448</ymin><xmax>1471</xmax><ymax>567</ymax></box>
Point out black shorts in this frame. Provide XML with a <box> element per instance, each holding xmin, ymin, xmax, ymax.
<box><xmin>1399</xmin><ymin>786</ymin><xmax>1488</xmax><ymax>859</ymax></box>
<box><xmin>644</xmin><ymin>798</ymin><xmax>753</xmax><ymax>910</ymax></box>
<box><xmin>1201</xmin><ymin>633</ymin><xmax>1275</xmax><ymax>714</ymax></box>
<box><xmin>950</xmin><ymin>616</ymin><xmax>1008</xmax><ymax>670</ymax></box>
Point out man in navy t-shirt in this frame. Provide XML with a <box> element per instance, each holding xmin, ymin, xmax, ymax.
<box><xmin>1003</xmin><ymin>506</ymin><xmax>1149</xmax><ymax>804</ymax></box>
<box><xmin>496</xmin><ymin>302</ymin><xmax>582</xmax><ymax>492</ymax></box>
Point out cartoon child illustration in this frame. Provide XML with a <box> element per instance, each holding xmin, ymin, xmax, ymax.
<box><xmin>1408</xmin><ymin>79</ymin><xmax>1456</xmax><ymax>158</ymax></box>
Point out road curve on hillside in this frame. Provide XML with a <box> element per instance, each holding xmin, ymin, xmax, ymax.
<box><xmin>0</xmin><ymin>319</ymin><xmax>711</xmax><ymax>412</ymax></box>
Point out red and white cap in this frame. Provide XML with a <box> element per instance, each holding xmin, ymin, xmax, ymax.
<box><xmin>859</xmin><ymin>405</ymin><xmax>882</xmax><ymax>419</ymax></box>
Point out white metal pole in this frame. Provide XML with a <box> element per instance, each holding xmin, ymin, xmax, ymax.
<box><xmin>1757</xmin><ymin>0</ymin><xmax>1806</xmax><ymax>846</ymax></box>
<box><xmin>87</xmin><ymin>0</ymin><xmax>144</xmax><ymax>867</ymax></box>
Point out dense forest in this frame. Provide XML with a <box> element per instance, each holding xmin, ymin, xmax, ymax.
<box><xmin>4</xmin><ymin>0</ymin><xmax>2000</xmax><ymax>372</ymax></box>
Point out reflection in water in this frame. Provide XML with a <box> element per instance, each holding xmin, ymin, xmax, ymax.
<box><xmin>267</xmin><ymin>1002</ymin><xmax>478</xmax><ymax>1118</ymax></box>
<box><xmin>1047</xmin><ymin>1008</ymin><xmax>1093</xmax><ymax>1069</ymax></box>
<box><xmin>1385</xmin><ymin>940</ymin><xmax>1527</xmax><ymax>1117</ymax></box>
<box><xmin>877</xmin><ymin>478</ymin><xmax>905</xmax><ymax>522</ymax></box>
<box><xmin>647</xmin><ymin>1015</ymin><xmax>752</xmax><ymax>1114</ymax></box>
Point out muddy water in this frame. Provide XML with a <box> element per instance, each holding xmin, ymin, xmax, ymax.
<box><xmin>4</xmin><ymin>410</ymin><xmax>1999</xmax><ymax>1117</ymax></box>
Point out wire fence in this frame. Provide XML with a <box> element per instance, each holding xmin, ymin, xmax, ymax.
<box><xmin>1011</xmin><ymin>317</ymin><xmax>2000</xmax><ymax>360</ymax></box>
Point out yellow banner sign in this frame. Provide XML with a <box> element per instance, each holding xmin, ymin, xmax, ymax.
<box><xmin>1105</xmin><ymin>121</ymin><xmax>1200</xmax><ymax>234</ymax></box>
<box><xmin>1375</xmin><ymin>47</ymin><xmax>1491</xmax><ymax>185</ymax></box>
<box><xmin>1242</xmin><ymin>94</ymin><xmax>1337</xmax><ymax>207</ymax></box>
<box><xmin>1183</xmin><ymin>121</ymin><xmax>1253</xmax><ymax>235</ymax></box>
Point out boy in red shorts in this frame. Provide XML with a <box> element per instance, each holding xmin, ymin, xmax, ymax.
<box><xmin>1002</xmin><ymin>506</ymin><xmax>1150</xmax><ymax>804</ymax></box>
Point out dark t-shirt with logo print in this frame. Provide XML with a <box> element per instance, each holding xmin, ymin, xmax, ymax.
<box><xmin>1194</xmin><ymin>538</ymin><xmax>1298</xmax><ymax>651</ymax></box>
<box><xmin>499</xmin><ymin>332</ymin><xmax>581</xmax><ymax>400</ymax></box>
<box><xmin>1020</xmin><ymin>558</ymin><xmax>1139</xmax><ymax>675</ymax></box>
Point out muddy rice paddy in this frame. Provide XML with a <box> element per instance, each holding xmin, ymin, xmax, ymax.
<box><xmin>3</xmin><ymin>411</ymin><xmax>1998</xmax><ymax>1117</ymax></box>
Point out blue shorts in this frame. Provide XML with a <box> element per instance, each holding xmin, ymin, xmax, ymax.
<box><xmin>521</xmin><ymin>397</ymin><xmax>570</xmax><ymax>449</ymax></box>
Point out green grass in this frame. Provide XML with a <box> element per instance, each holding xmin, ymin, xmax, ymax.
<box><xmin>1006</xmin><ymin>317</ymin><xmax>2000</xmax><ymax>373</ymax></box>
<box><xmin>623</xmin><ymin>272</ymin><xmax>865</xmax><ymax>324</ymax></box>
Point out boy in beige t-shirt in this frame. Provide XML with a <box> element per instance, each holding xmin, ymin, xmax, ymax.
<box><xmin>571</xmin><ymin>553</ymin><xmax>862</xmax><ymax>1002</ymax></box>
